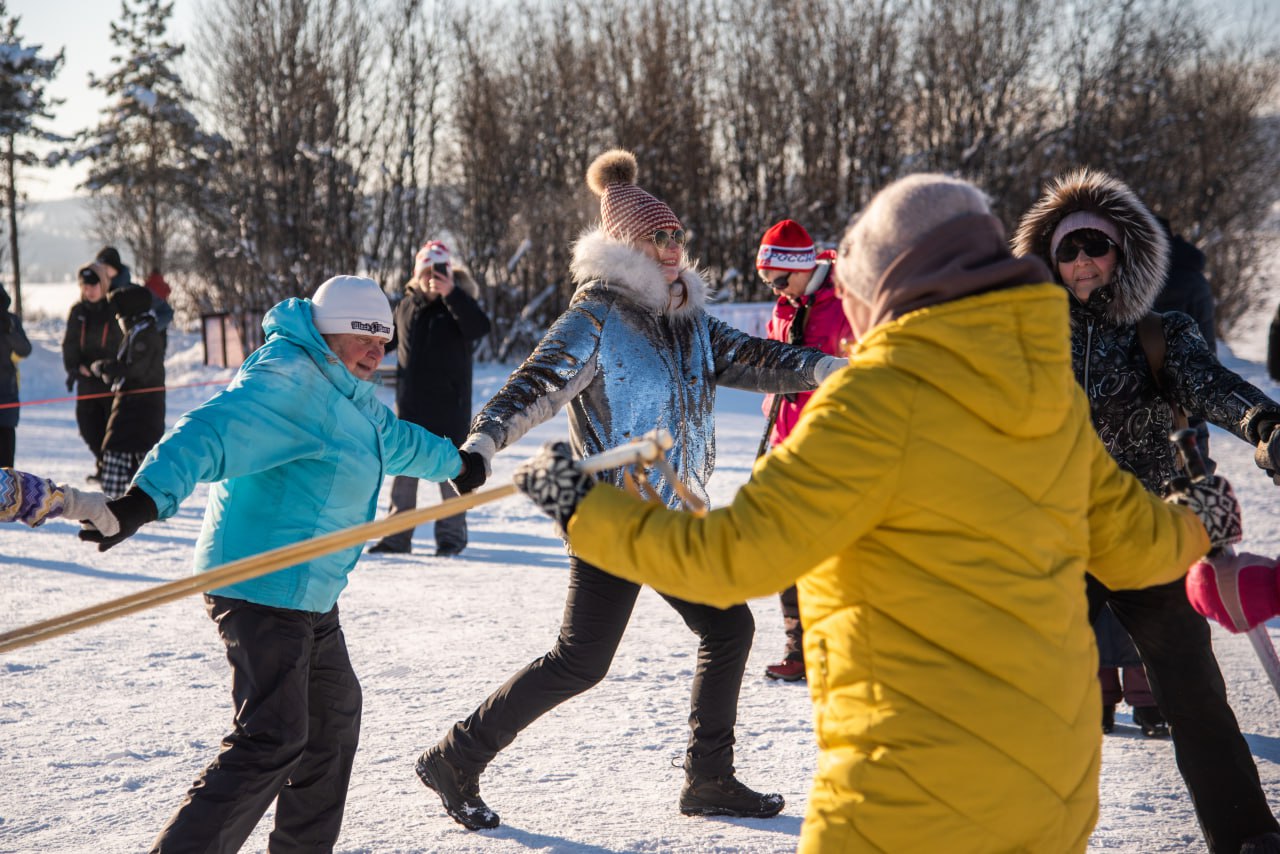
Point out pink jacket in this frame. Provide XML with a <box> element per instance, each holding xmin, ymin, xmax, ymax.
<box><xmin>764</xmin><ymin>263</ymin><xmax>852</xmax><ymax>445</ymax></box>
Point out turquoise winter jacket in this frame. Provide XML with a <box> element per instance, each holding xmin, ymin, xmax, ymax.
<box><xmin>134</xmin><ymin>297</ymin><xmax>462</xmax><ymax>612</ymax></box>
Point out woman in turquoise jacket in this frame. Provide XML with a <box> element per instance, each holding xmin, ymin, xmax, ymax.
<box><xmin>82</xmin><ymin>276</ymin><xmax>468</xmax><ymax>853</ymax></box>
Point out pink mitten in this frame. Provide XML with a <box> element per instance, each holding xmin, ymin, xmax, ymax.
<box><xmin>1186</xmin><ymin>552</ymin><xmax>1280</xmax><ymax>633</ymax></box>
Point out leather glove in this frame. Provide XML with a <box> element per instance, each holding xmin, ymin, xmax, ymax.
<box><xmin>78</xmin><ymin>486</ymin><xmax>158</xmax><ymax>552</ymax></box>
<box><xmin>1165</xmin><ymin>474</ymin><xmax>1242</xmax><ymax>551</ymax></box>
<box><xmin>450</xmin><ymin>449</ymin><xmax>488</xmax><ymax>494</ymax></box>
<box><xmin>1186</xmin><ymin>552</ymin><xmax>1280</xmax><ymax>633</ymax></box>
<box><xmin>513</xmin><ymin>441</ymin><xmax>594</xmax><ymax>532</ymax></box>
<box><xmin>1242</xmin><ymin>405</ymin><xmax>1280</xmax><ymax>483</ymax></box>
<box><xmin>60</xmin><ymin>485</ymin><xmax>121</xmax><ymax>536</ymax></box>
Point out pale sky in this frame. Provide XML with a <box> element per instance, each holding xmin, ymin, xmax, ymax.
<box><xmin>8</xmin><ymin>0</ymin><xmax>1278</xmax><ymax>202</ymax></box>
<box><xmin>11</xmin><ymin>0</ymin><xmax>198</xmax><ymax>201</ymax></box>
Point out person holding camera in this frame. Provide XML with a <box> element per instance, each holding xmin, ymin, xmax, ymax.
<box><xmin>0</xmin><ymin>283</ymin><xmax>32</xmax><ymax>468</ymax></box>
<box><xmin>368</xmin><ymin>240</ymin><xmax>491</xmax><ymax>556</ymax></box>
<box><xmin>62</xmin><ymin>263</ymin><xmax>124</xmax><ymax>482</ymax></box>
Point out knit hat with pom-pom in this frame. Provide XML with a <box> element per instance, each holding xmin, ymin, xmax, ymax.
<box><xmin>586</xmin><ymin>149</ymin><xmax>682</xmax><ymax>242</ymax></box>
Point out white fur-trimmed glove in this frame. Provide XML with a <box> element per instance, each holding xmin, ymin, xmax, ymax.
<box><xmin>1166</xmin><ymin>474</ymin><xmax>1242</xmax><ymax>551</ymax></box>
<box><xmin>513</xmin><ymin>441</ymin><xmax>594</xmax><ymax>532</ymax></box>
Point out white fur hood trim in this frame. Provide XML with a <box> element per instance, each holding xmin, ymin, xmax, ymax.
<box><xmin>569</xmin><ymin>229</ymin><xmax>707</xmax><ymax>316</ymax></box>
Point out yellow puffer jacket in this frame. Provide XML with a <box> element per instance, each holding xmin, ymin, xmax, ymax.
<box><xmin>568</xmin><ymin>283</ymin><xmax>1208</xmax><ymax>853</ymax></box>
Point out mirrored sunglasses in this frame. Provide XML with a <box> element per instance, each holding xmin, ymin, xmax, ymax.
<box><xmin>1055</xmin><ymin>237</ymin><xmax>1115</xmax><ymax>264</ymax></box>
<box><xmin>761</xmin><ymin>272</ymin><xmax>790</xmax><ymax>289</ymax></box>
<box><xmin>650</xmin><ymin>229</ymin><xmax>687</xmax><ymax>250</ymax></box>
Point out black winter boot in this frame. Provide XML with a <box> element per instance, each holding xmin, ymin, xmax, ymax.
<box><xmin>679</xmin><ymin>773</ymin><xmax>785</xmax><ymax>818</ymax></box>
<box><xmin>415</xmin><ymin>746</ymin><xmax>500</xmax><ymax>830</ymax></box>
<box><xmin>1102</xmin><ymin>703</ymin><xmax>1116</xmax><ymax>734</ymax></box>
<box><xmin>1242</xmin><ymin>831</ymin><xmax>1280</xmax><ymax>853</ymax></box>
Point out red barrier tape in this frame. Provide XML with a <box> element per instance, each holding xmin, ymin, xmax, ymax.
<box><xmin>0</xmin><ymin>379</ymin><xmax>229</xmax><ymax>410</ymax></box>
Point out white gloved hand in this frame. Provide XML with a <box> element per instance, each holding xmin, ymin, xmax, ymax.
<box><xmin>60</xmin><ymin>485</ymin><xmax>122</xmax><ymax>537</ymax></box>
<box><xmin>459</xmin><ymin>432</ymin><xmax>496</xmax><ymax>477</ymax></box>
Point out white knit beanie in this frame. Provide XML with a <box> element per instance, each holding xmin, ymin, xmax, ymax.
<box><xmin>836</xmin><ymin>173</ymin><xmax>992</xmax><ymax>300</ymax></box>
<box><xmin>311</xmin><ymin>275</ymin><xmax>393</xmax><ymax>340</ymax></box>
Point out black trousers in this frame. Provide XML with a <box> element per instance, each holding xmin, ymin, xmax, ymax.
<box><xmin>441</xmin><ymin>557</ymin><xmax>755</xmax><ymax>778</ymax></box>
<box><xmin>0</xmin><ymin>425</ymin><xmax>13</xmax><ymax>468</ymax></box>
<box><xmin>1088</xmin><ymin>575</ymin><xmax>1279</xmax><ymax>853</ymax></box>
<box><xmin>75</xmin><ymin>394</ymin><xmax>112</xmax><ymax>467</ymax></box>
<box><xmin>150</xmin><ymin>596</ymin><xmax>362</xmax><ymax>854</ymax></box>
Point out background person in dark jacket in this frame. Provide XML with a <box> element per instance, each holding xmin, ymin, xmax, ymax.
<box><xmin>98</xmin><ymin>245</ymin><xmax>175</xmax><ymax>345</ymax></box>
<box><xmin>368</xmin><ymin>240</ymin><xmax>491</xmax><ymax>556</ymax></box>
<box><xmin>93</xmin><ymin>285</ymin><xmax>166</xmax><ymax>499</ymax></box>
<box><xmin>0</xmin><ymin>284</ymin><xmax>32</xmax><ymax>468</ymax></box>
<box><xmin>1014</xmin><ymin>167</ymin><xmax>1280</xmax><ymax>854</ymax></box>
<box><xmin>62</xmin><ymin>263</ymin><xmax>124</xmax><ymax>482</ymax></box>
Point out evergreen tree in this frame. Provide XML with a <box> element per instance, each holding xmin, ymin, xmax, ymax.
<box><xmin>74</xmin><ymin>0</ymin><xmax>220</xmax><ymax>282</ymax></box>
<box><xmin>0</xmin><ymin>0</ymin><xmax>63</xmax><ymax>314</ymax></box>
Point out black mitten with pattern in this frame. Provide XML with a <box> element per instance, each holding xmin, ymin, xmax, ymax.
<box><xmin>513</xmin><ymin>441</ymin><xmax>594</xmax><ymax>531</ymax></box>
<box><xmin>1165</xmin><ymin>474</ymin><xmax>1242</xmax><ymax>551</ymax></box>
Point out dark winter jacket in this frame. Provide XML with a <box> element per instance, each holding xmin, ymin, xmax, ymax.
<box><xmin>63</xmin><ymin>298</ymin><xmax>124</xmax><ymax>397</ymax></box>
<box><xmin>107</xmin><ymin>262</ymin><xmax>174</xmax><ymax>336</ymax></box>
<box><xmin>393</xmin><ymin>270</ymin><xmax>491</xmax><ymax>444</ymax></box>
<box><xmin>1153</xmin><ymin>230</ymin><xmax>1215</xmax><ymax>349</ymax></box>
<box><xmin>1013</xmin><ymin>168</ymin><xmax>1279</xmax><ymax>493</ymax></box>
<box><xmin>0</xmin><ymin>287</ymin><xmax>32</xmax><ymax>430</ymax></box>
<box><xmin>94</xmin><ymin>286</ymin><xmax>166</xmax><ymax>454</ymax></box>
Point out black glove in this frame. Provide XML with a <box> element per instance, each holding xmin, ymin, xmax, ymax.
<box><xmin>66</xmin><ymin>374</ymin><xmax>76</xmax><ymax>392</ymax></box>
<box><xmin>513</xmin><ymin>441</ymin><xmax>594</xmax><ymax>531</ymax></box>
<box><xmin>450</xmin><ymin>449</ymin><xmax>488</xmax><ymax>494</ymax></box>
<box><xmin>1165</xmin><ymin>474</ymin><xmax>1242</xmax><ymax>551</ymax></box>
<box><xmin>78</xmin><ymin>486</ymin><xmax>158</xmax><ymax>552</ymax></box>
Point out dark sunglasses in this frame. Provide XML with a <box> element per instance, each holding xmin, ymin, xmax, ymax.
<box><xmin>763</xmin><ymin>272</ymin><xmax>790</xmax><ymax>289</ymax></box>
<box><xmin>650</xmin><ymin>229</ymin><xmax>687</xmax><ymax>250</ymax></box>
<box><xmin>1055</xmin><ymin>237</ymin><xmax>1116</xmax><ymax>264</ymax></box>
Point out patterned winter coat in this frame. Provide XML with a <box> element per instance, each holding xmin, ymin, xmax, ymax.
<box><xmin>464</xmin><ymin>229</ymin><xmax>839</xmax><ymax>508</ymax></box>
<box><xmin>567</xmin><ymin>280</ymin><xmax>1209</xmax><ymax>852</ymax></box>
<box><xmin>1012</xmin><ymin>168</ymin><xmax>1280</xmax><ymax>492</ymax></box>
<box><xmin>134</xmin><ymin>297</ymin><xmax>461</xmax><ymax>612</ymax></box>
<box><xmin>763</xmin><ymin>261</ymin><xmax>853</xmax><ymax>446</ymax></box>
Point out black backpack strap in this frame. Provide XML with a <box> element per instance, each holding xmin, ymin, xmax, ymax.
<box><xmin>1136</xmin><ymin>311</ymin><xmax>1189</xmax><ymax>432</ymax></box>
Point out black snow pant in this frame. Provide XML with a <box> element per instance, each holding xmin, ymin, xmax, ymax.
<box><xmin>75</xmin><ymin>393</ymin><xmax>112</xmax><ymax>471</ymax></box>
<box><xmin>1088</xmin><ymin>575</ymin><xmax>1279</xmax><ymax>853</ymax></box>
<box><xmin>149</xmin><ymin>596</ymin><xmax>362</xmax><ymax>854</ymax></box>
<box><xmin>440</xmin><ymin>556</ymin><xmax>755</xmax><ymax>779</ymax></box>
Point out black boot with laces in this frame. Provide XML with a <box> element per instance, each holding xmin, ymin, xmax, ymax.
<box><xmin>679</xmin><ymin>772</ymin><xmax>785</xmax><ymax>818</ymax></box>
<box><xmin>415</xmin><ymin>746</ymin><xmax>500</xmax><ymax>830</ymax></box>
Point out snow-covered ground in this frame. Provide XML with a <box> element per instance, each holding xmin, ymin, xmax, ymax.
<box><xmin>3</xmin><ymin>295</ymin><xmax>1280</xmax><ymax>853</ymax></box>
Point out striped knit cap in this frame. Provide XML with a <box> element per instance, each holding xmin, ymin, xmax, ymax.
<box><xmin>586</xmin><ymin>149</ymin><xmax>682</xmax><ymax>242</ymax></box>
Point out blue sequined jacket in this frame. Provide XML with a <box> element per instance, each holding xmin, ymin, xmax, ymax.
<box><xmin>463</xmin><ymin>229</ymin><xmax>841</xmax><ymax>507</ymax></box>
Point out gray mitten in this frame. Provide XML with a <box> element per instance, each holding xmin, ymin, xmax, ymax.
<box><xmin>1166</xmin><ymin>474</ymin><xmax>1243</xmax><ymax>551</ymax></box>
<box><xmin>513</xmin><ymin>441</ymin><xmax>594</xmax><ymax>531</ymax></box>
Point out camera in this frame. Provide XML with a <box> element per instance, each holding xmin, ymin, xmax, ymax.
<box><xmin>432</xmin><ymin>261</ymin><xmax>449</xmax><ymax>276</ymax></box>
<box><xmin>79</xmin><ymin>266</ymin><xmax>101</xmax><ymax>286</ymax></box>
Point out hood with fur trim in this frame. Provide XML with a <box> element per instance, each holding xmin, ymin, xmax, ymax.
<box><xmin>569</xmin><ymin>229</ymin><xmax>706</xmax><ymax>317</ymax></box>
<box><xmin>1012</xmin><ymin>168</ymin><xmax>1169</xmax><ymax>325</ymax></box>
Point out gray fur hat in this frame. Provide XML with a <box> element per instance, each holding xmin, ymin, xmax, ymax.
<box><xmin>1012</xmin><ymin>168</ymin><xmax>1169</xmax><ymax>324</ymax></box>
<box><xmin>836</xmin><ymin>173</ymin><xmax>993</xmax><ymax>301</ymax></box>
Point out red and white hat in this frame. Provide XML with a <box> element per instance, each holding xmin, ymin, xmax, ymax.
<box><xmin>414</xmin><ymin>240</ymin><xmax>451</xmax><ymax>276</ymax></box>
<box><xmin>756</xmin><ymin>220</ymin><xmax>817</xmax><ymax>272</ymax></box>
<box><xmin>586</xmin><ymin>149</ymin><xmax>682</xmax><ymax>242</ymax></box>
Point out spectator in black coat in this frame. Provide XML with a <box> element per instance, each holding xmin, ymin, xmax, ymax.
<box><xmin>62</xmin><ymin>264</ymin><xmax>124</xmax><ymax>481</ymax></box>
<box><xmin>0</xmin><ymin>284</ymin><xmax>32</xmax><ymax>467</ymax></box>
<box><xmin>368</xmin><ymin>240</ymin><xmax>491</xmax><ymax>556</ymax></box>
<box><xmin>93</xmin><ymin>285</ymin><xmax>166</xmax><ymax>499</ymax></box>
<box><xmin>97</xmin><ymin>246</ymin><xmax>175</xmax><ymax>344</ymax></box>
